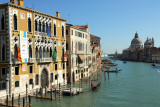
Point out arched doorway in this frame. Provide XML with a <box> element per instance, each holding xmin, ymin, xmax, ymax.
<box><xmin>41</xmin><ymin>69</ymin><xmax>48</xmax><ymax>88</ymax></box>
<box><xmin>72</xmin><ymin>72</ymin><xmax>75</xmax><ymax>82</ymax></box>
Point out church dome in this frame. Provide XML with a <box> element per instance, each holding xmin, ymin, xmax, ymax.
<box><xmin>144</xmin><ymin>39</ymin><xmax>152</xmax><ymax>45</ymax></box>
<box><xmin>131</xmin><ymin>32</ymin><xmax>142</xmax><ymax>45</ymax></box>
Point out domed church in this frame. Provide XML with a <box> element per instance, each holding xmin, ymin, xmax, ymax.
<box><xmin>144</xmin><ymin>37</ymin><xmax>154</xmax><ymax>49</ymax></box>
<box><xmin>130</xmin><ymin>32</ymin><xmax>143</xmax><ymax>50</ymax></box>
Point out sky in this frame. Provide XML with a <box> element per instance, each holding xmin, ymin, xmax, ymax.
<box><xmin>1</xmin><ymin>0</ymin><xmax>160</xmax><ymax>54</ymax></box>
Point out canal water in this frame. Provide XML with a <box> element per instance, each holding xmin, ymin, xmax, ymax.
<box><xmin>29</xmin><ymin>60</ymin><xmax>160</xmax><ymax>107</ymax></box>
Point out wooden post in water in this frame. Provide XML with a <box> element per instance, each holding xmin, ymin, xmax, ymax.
<box><xmin>50</xmin><ymin>88</ymin><xmax>52</xmax><ymax>101</ymax></box>
<box><xmin>6</xmin><ymin>95</ymin><xmax>8</xmax><ymax>106</ymax></box>
<box><xmin>45</xmin><ymin>87</ymin><xmax>47</xmax><ymax>97</ymax></box>
<box><xmin>36</xmin><ymin>88</ymin><xmax>38</xmax><ymax>98</ymax></box>
<box><xmin>12</xmin><ymin>93</ymin><xmax>14</xmax><ymax>107</ymax></box>
<box><xmin>59</xmin><ymin>83</ymin><xmax>61</xmax><ymax>100</ymax></box>
<box><xmin>55</xmin><ymin>88</ymin><xmax>56</xmax><ymax>99</ymax></box>
<box><xmin>29</xmin><ymin>95</ymin><xmax>31</xmax><ymax>107</ymax></box>
<box><xmin>23</xmin><ymin>97</ymin><xmax>25</xmax><ymax>107</ymax></box>
<box><xmin>18</xmin><ymin>94</ymin><xmax>20</xmax><ymax>106</ymax></box>
<box><xmin>40</xmin><ymin>87</ymin><xmax>42</xmax><ymax>98</ymax></box>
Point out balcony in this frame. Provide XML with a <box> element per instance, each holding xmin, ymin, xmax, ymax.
<box><xmin>36</xmin><ymin>58</ymin><xmax>53</xmax><ymax>63</ymax></box>
<box><xmin>28</xmin><ymin>58</ymin><xmax>36</xmax><ymax>63</ymax></box>
<box><xmin>79</xmin><ymin>63</ymin><xmax>85</xmax><ymax>67</ymax></box>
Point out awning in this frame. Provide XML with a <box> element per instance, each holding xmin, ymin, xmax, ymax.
<box><xmin>79</xmin><ymin>55</ymin><xmax>85</xmax><ymax>60</ymax></box>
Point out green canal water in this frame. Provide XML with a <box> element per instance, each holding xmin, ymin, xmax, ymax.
<box><xmin>15</xmin><ymin>60</ymin><xmax>160</xmax><ymax>107</ymax></box>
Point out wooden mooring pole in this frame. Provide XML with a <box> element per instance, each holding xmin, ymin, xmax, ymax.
<box><xmin>6</xmin><ymin>95</ymin><xmax>8</xmax><ymax>106</ymax></box>
<box><xmin>40</xmin><ymin>87</ymin><xmax>42</xmax><ymax>99</ymax></box>
<box><xmin>45</xmin><ymin>87</ymin><xmax>47</xmax><ymax>97</ymax></box>
<box><xmin>18</xmin><ymin>94</ymin><xmax>20</xmax><ymax>106</ymax></box>
<box><xmin>29</xmin><ymin>95</ymin><xmax>31</xmax><ymax>107</ymax></box>
<box><xmin>55</xmin><ymin>88</ymin><xmax>56</xmax><ymax>99</ymax></box>
<box><xmin>36</xmin><ymin>88</ymin><xmax>38</xmax><ymax>98</ymax></box>
<box><xmin>23</xmin><ymin>97</ymin><xmax>25</xmax><ymax>107</ymax></box>
<box><xmin>12</xmin><ymin>93</ymin><xmax>14</xmax><ymax>107</ymax></box>
<box><xmin>50</xmin><ymin>89</ymin><xmax>52</xmax><ymax>101</ymax></box>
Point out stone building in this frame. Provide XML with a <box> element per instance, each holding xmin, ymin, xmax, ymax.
<box><xmin>130</xmin><ymin>32</ymin><xmax>143</xmax><ymax>50</ymax></box>
<box><xmin>0</xmin><ymin>0</ymin><xmax>67</xmax><ymax>97</ymax></box>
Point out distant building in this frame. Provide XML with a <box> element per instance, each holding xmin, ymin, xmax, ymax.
<box><xmin>130</xmin><ymin>32</ymin><xmax>143</xmax><ymax>50</ymax></box>
<box><xmin>144</xmin><ymin>38</ymin><xmax>154</xmax><ymax>49</ymax></box>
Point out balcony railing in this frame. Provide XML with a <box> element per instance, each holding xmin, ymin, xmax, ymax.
<box><xmin>36</xmin><ymin>58</ymin><xmax>53</xmax><ymax>63</ymax></box>
<box><xmin>28</xmin><ymin>58</ymin><xmax>36</xmax><ymax>63</ymax></box>
<box><xmin>79</xmin><ymin>63</ymin><xmax>85</xmax><ymax>67</ymax></box>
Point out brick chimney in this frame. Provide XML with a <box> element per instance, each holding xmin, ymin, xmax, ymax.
<box><xmin>56</xmin><ymin>11</ymin><xmax>60</xmax><ymax>18</ymax></box>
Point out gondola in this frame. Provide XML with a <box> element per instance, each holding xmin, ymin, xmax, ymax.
<box><xmin>91</xmin><ymin>82</ymin><xmax>101</xmax><ymax>91</ymax></box>
<box><xmin>105</xmin><ymin>69</ymin><xmax>122</xmax><ymax>73</ymax></box>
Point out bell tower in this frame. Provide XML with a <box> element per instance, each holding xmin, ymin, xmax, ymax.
<box><xmin>10</xmin><ymin>0</ymin><xmax>24</xmax><ymax>7</ymax></box>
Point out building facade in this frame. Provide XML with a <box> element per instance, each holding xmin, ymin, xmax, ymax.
<box><xmin>66</xmin><ymin>24</ymin><xmax>91</xmax><ymax>82</ymax></box>
<box><xmin>0</xmin><ymin>0</ymin><xmax>67</xmax><ymax>97</ymax></box>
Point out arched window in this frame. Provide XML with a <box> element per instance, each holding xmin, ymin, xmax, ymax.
<box><xmin>62</xmin><ymin>48</ymin><xmax>64</xmax><ymax>57</ymax></box>
<box><xmin>35</xmin><ymin>46</ymin><xmax>39</xmax><ymax>59</ymax></box>
<box><xmin>2</xmin><ymin>44</ymin><xmax>5</xmax><ymax>61</ymax></box>
<box><xmin>50</xmin><ymin>48</ymin><xmax>52</xmax><ymax>57</ymax></box>
<box><xmin>29</xmin><ymin>45</ymin><xmax>32</xmax><ymax>58</ymax></box>
<box><xmin>39</xmin><ymin>21</ymin><xmax>41</xmax><ymax>32</ymax></box>
<box><xmin>14</xmin><ymin>44</ymin><xmax>18</xmax><ymax>59</ymax></box>
<box><xmin>49</xmin><ymin>23</ymin><xmax>51</xmax><ymax>33</ymax></box>
<box><xmin>42</xmin><ymin>21</ymin><xmax>45</xmax><ymax>32</ymax></box>
<box><xmin>1</xmin><ymin>15</ymin><xmax>4</xmax><ymax>30</ymax></box>
<box><xmin>62</xmin><ymin>26</ymin><xmax>64</xmax><ymax>37</ymax></box>
<box><xmin>39</xmin><ymin>47</ymin><xmax>42</xmax><ymax>59</ymax></box>
<box><xmin>13</xmin><ymin>14</ymin><xmax>17</xmax><ymax>30</ymax></box>
<box><xmin>47</xmin><ymin>47</ymin><xmax>49</xmax><ymax>58</ymax></box>
<box><xmin>28</xmin><ymin>17</ymin><xmax>31</xmax><ymax>32</ymax></box>
<box><xmin>46</xmin><ymin>22</ymin><xmax>48</xmax><ymax>33</ymax></box>
<box><xmin>54</xmin><ymin>24</ymin><xmax>56</xmax><ymax>36</ymax></box>
<box><xmin>35</xmin><ymin>20</ymin><xmax>37</xmax><ymax>31</ymax></box>
<box><xmin>43</xmin><ymin>47</ymin><xmax>46</xmax><ymax>58</ymax></box>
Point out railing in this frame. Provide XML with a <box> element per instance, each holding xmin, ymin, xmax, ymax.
<box><xmin>28</xmin><ymin>58</ymin><xmax>36</xmax><ymax>63</ymax></box>
<box><xmin>36</xmin><ymin>58</ymin><xmax>53</xmax><ymax>63</ymax></box>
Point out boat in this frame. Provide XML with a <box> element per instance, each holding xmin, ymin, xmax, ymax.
<box><xmin>123</xmin><ymin>61</ymin><xmax>127</xmax><ymax>63</ymax></box>
<box><xmin>105</xmin><ymin>69</ymin><xmax>122</xmax><ymax>73</ymax></box>
<box><xmin>151</xmin><ymin>64</ymin><xmax>156</xmax><ymax>66</ymax></box>
<box><xmin>157</xmin><ymin>69</ymin><xmax>160</xmax><ymax>72</ymax></box>
<box><xmin>91</xmin><ymin>82</ymin><xmax>101</xmax><ymax>91</ymax></box>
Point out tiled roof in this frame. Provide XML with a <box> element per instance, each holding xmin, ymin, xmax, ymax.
<box><xmin>90</xmin><ymin>34</ymin><xmax>100</xmax><ymax>39</ymax></box>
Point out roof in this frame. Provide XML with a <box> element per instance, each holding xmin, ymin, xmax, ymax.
<box><xmin>90</xmin><ymin>34</ymin><xmax>101</xmax><ymax>39</ymax></box>
<box><xmin>152</xmin><ymin>52</ymin><xmax>160</xmax><ymax>55</ymax></box>
<box><xmin>0</xmin><ymin>3</ymin><xmax>66</xmax><ymax>21</ymax></box>
<box><xmin>73</xmin><ymin>25</ymin><xmax>88</xmax><ymax>29</ymax></box>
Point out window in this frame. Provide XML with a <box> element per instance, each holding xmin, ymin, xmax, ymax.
<box><xmin>55</xmin><ymin>64</ymin><xmax>57</xmax><ymax>70</ymax></box>
<box><xmin>62</xmin><ymin>26</ymin><xmax>64</xmax><ymax>37</ymax></box>
<box><xmin>55</xmin><ymin>75</ymin><xmax>58</xmax><ymax>80</ymax></box>
<box><xmin>54</xmin><ymin>24</ymin><xmax>56</xmax><ymax>36</ymax></box>
<box><xmin>29</xmin><ymin>45</ymin><xmax>32</xmax><ymax>58</ymax></box>
<box><xmin>1</xmin><ymin>68</ymin><xmax>6</xmax><ymax>79</ymax></box>
<box><xmin>29</xmin><ymin>79</ymin><xmax>33</xmax><ymax>85</ymax></box>
<box><xmin>35</xmin><ymin>20</ymin><xmax>38</xmax><ymax>31</ymax></box>
<box><xmin>71</xmin><ymin>30</ymin><xmax>73</xmax><ymax>35</ymax></box>
<box><xmin>35</xmin><ymin>74</ymin><xmax>39</xmax><ymax>85</ymax></box>
<box><xmin>13</xmin><ymin>14</ymin><xmax>17</xmax><ymax>30</ymax></box>
<box><xmin>62</xmin><ymin>48</ymin><xmax>64</xmax><ymax>57</ymax></box>
<box><xmin>39</xmin><ymin>21</ymin><xmax>41</xmax><ymax>32</ymax></box>
<box><xmin>2</xmin><ymin>44</ymin><xmax>5</xmax><ymax>61</ymax></box>
<box><xmin>0</xmin><ymin>82</ymin><xmax>6</xmax><ymax>90</ymax></box>
<box><xmin>14</xmin><ymin>44</ymin><xmax>18</xmax><ymax>58</ymax></box>
<box><xmin>1</xmin><ymin>15</ymin><xmax>4</xmax><ymax>30</ymax></box>
<box><xmin>15</xmin><ymin>67</ymin><xmax>19</xmax><ymax>75</ymax></box>
<box><xmin>35</xmin><ymin>46</ymin><xmax>39</xmax><ymax>59</ymax></box>
<box><xmin>63</xmin><ymin>74</ymin><xmax>65</xmax><ymax>79</ymax></box>
<box><xmin>66</xmin><ymin>43</ymin><xmax>69</xmax><ymax>50</ymax></box>
<box><xmin>28</xmin><ymin>17</ymin><xmax>32</xmax><ymax>32</ymax></box>
<box><xmin>43</xmin><ymin>47</ymin><xmax>46</xmax><ymax>58</ymax></box>
<box><xmin>50</xmin><ymin>73</ymin><xmax>53</xmax><ymax>83</ymax></box>
<box><xmin>15</xmin><ymin>81</ymin><xmax>19</xmax><ymax>87</ymax></box>
<box><xmin>63</xmin><ymin>63</ymin><xmax>65</xmax><ymax>69</ymax></box>
<box><xmin>66</xmin><ymin>29</ymin><xmax>68</xmax><ymax>35</ymax></box>
<box><xmin>50</xmin><ymin>48</ymin><xmax>52</xmax><ymax>57</ymax></box>
<box><xmin>42</xmin><ymin>21</ymin><xmax>45</xmax><ymax>32</ymax></box>
<box><xmin>29</xmin><ymin>66</ymin><xmax>33</xmax><ymax>73</ymax></box>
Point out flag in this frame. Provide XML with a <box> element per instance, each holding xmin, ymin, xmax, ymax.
<box><xmin>46</xmin><ymin>26</ymin><xmax>51</xmax><ymax>38</ymax></box>
<box><xmin>62</xmin><ymin>50</ymin><xmax>68</xmax><ymax>63</ymax></box>
<box><xmin>17</xmin><ymin>46</ymin><xmax>22</xmax><ymax>62</ymax></box>
<box><xmin>52</xmin><ymin>48</ymin><xmax>57</xmax><ymax>60</ymax></box>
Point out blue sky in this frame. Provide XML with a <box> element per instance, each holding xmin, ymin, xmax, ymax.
<box><xmin>1</xmin><ymin>0</ymin><xmax>160</xmax><ymax>54</ymax></box>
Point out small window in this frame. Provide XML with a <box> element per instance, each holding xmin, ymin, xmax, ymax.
<box><xmin>1</xmin><ymin>68</ymin><xmax>6</xmax><ymax>78</ymax></box>
<box><xmin>28</xmin><ymin>17</ymin><xmax>32</xmax><ymax>32</ymax></box>
<box><xmin>66</xmin><ymin>29</ymin><xmax>68</xmax><ymax>35</ymax></box>
<box><xmin>15</xmin><ymin>81</ymin><xmax>19</xmax><ymax>87</ymax></box>
<box><xmin>63</xmin><ymin>63</ymin><xmax>65</xmax><ymax>69</ymax></box>
<box><xmin>50</xmin><ymin>73</ymin><xmax>53</xmax><ymax>83</ymax></box>
<box><xmin>29</xmin><ymin>66</ymin><xmax>33</xmax><ymax>73</ymax></box>
<box><xmin>54</xmin><ymin>24</ymin><xmax>56</xmax><ymax>36</ymax></box>
<box><xmin>15</xmin><ymin>67</ymin><xmax>19</xmax><ymax>75</ymax></box>
<box><xmin>13</xmin><ymin>14</ymin><xmax>18</xmax><ymax>30</ymax></box>
<box><xmin>29</xmin><ymin>79</ymin><xmax>33</xmax><ymax>85</ymax></box>
<box><xmin>55</xmin><ymin>75</ymin><xmax>57</xmax><ymax>80</ymax></box>
<box><xmin>55</xmin><ymin>64</ymin><xmax>57</xmax><ymax>70</ymax></box>
<box><xmin>63</xmin><ymin>74</ymin><xmax>65</xmax><ymax>79</ymax></box>
<box><xmin>71</xmin><ymin>30</ymin><xmax>73</xmax><ymax>35</ymax></box>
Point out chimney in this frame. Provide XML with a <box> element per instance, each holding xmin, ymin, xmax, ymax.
<box><xmin>56</xmin><ymin>11</ymin><xmax>60</xmax><ymax>18</ymax></box>
<box><xmin>10</xmin><ymin>0</ymin><xmax>24</xmax><ymax>7</ymax></box>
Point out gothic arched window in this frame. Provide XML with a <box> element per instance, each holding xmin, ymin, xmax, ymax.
<box><xmin>1</xmin><ymin>15</ymin><xmax>4</xmax><ymax>30</ymax></box>
<box><xmin>29</xmin><ymin>45</ymin><xmax>32</xmax><ymax>58</ymax></box>
<box><xmin>35</xmin><ymin>20</ymin><xmax>38</xmax><ymax>31</ymax></box>
<box><xmin>35</xmin><ymin>46</ymin><xmax>39</xmax><ymax>59</ymax></box>
<box><xmin>39</xmin><ymin>47</ymin><xmax>42</xmax><ymax>59</ymax></box>
<box><xmin>13</xmin><ymin>14</ymin><xmax>17</xmax><ymax>30</ymax></box>
<box><xmin>50</xmin><ymin>48</ymin><xmax>52</xmax><ymax>57</ymax></box>
<box><xmin>43</xmin><ymin>47</ymin><xmax>46</xmax><ymax>58</ymax></box>
<box><xmin>14</xmin><ymin>44</ymin><xmax>18</xmax><ymax>59</ymax></box>
<box><xmin>39</xmin><ymin>21</ymin><xmax>41</xmax><ymax>32</ymax></box>
<box><xmin>28</xmin><ymin>17</ymin><xmax>32</xmax><ymax>32</ymax></box>
<box><xmin>35</xmin><ymin>74</ymin><xmax>39</xmax><ymax>85</ymax></box>
<box><xmin>42</xmin><ymin>21</ymin><xmax>45</xmax><ymax>32</ymax></box>
<box><xmin>54</xmin><ymin>24</ymin><xmax>56</xmax><ymax>36</ymax></box>
<box><xmin>62</xmin><ymin>48</ymin><xmax>64</xmax><ymax>57</ymax></box>
<box><xmin>62</xmin><ymin>26</ymin><xmax>64</xmax><ymax>37</ymax></box>
<box><xmin>2</xmin><ymin>44</ymin><xmax>5</xmax><ymax>61</ymax></box>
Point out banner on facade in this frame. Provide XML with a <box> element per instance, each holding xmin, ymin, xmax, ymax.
<box><xmin>20</xmin><ymin>31</ymin><xmax>28</xmax><ymax>63</ymax></box>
